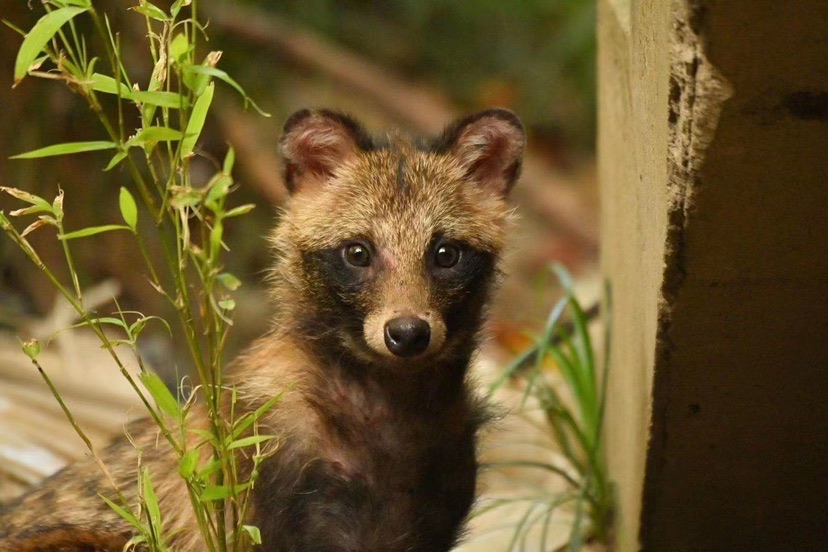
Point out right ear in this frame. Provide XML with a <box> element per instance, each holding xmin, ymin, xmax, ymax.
<box><xmin>279</xmin><ymin>109</ymin><xmax>373</xmax><ymax>194</ymax></box>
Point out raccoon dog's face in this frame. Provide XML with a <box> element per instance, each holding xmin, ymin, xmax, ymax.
<box><xmin>273</xmin><ymin>109</ymin><xmax>524</xmax><ymax>370</ymax></box>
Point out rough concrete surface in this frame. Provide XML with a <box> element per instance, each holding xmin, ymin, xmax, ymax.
<box><xmin>601</xmin><ymin>0</ymin><xmax>828</xmax><ymax>550</ymax></box>
<box><xmin>642</xmin><ymin>1</ymin><xmax>828</xmax><ymax>550</ymax></box>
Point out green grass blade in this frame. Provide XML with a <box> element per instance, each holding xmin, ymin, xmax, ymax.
<box><xmin>185</xmin><ymin>65</ymin><xmax>271</xmax><ymax>116</ymax></box>
<box><xmin>129</xmin><ymin>126</ymin><xmax>184</xmax><ymax>145</ymax></box>
<box><xmin>59</xmin><ymin>224</ymin><xmax>130</xmax><ymax>240</ymax></box>
<box><xmin>488</xmin><ymin>345</ymin><xmax>535</xmax><ymax>396</ymax></box>
<box><xmin>14</xmin><ymin>7</ymin><xmax>87</xmax><ymax>84</ymax></box>
<box><xmin>11</xmin><ymin>141</ymin><xmax>117</xmax><ymax>159</ymax></box>
<box><xmin>139</xmin><ymin>371</ymin><xmax>181</xmax><ymax>423</ymax></box>
<box><xmin>180</xmin><ymin>82</ymin><xmax>214</xmax><ymax>159</ymax></box>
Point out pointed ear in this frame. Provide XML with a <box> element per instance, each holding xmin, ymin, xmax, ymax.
<box><xmin>279</xmin><ymin>109</ymin><xmax>374</xmax><ymax>194</ymax></box>
<box><xmin>432</xmin><ymin>109</ymin><xmax>525</xmax><ymax>197</ymax></box>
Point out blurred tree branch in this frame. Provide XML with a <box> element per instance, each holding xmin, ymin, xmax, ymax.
<box><xmin>204</xmin><ymin>1</ymin><xmax>598</xmax><ymax>252</ymax></box>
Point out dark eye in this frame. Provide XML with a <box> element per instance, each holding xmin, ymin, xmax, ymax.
<box><xmin>343</xmin><ymin>242</ymin><xmax>371</xmax><ymax>267</ymax></box>
<box><xmin>434</xmin><ymin>242</ymin><xmax>461</xmax><ymax>268</ymax></box>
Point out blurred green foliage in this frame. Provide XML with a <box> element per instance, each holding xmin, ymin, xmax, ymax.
<box><xmin>259</xmin><ymin>0</ymin><xmax>596</xmax><ymax>149</ymax></box>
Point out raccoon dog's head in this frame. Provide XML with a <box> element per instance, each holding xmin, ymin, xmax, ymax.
<box><xmin>272</xmin><ymin>109</ymin><xmax>524</xmax><ymax>371</ymax></box>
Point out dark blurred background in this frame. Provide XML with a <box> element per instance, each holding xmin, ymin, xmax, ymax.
<box><xmin>0</xmin><ymin>0</ymin><xmax>599</xmax><ymax>376</ymax></box>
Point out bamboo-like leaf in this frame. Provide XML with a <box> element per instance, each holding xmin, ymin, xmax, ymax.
<box><xmin>170</xmin><ymin>0</ymin><xmax>191</xmax><ymax>17</ymax></box>
<box><xmin>223</xmin><ymin>146</ymin><xmax>235</xmax><ymax>174</ymax></box>
<box><xmin>0</xmin><ymin>187</ymin><xmax>52</xmax><ymax>211</ymax></box>
<box><xmin>14</xmin><ymin>7</ymin><xmax>88</xmax><ymax>84</ymax></box>
<box><xmin>168</xmin><ymin>32</ymin><xmax>191</xmax><ymax>63</ymax></box>
<box><xmin>204</xmin><ymin>174</ymin><xmax>232</xmax><ymax>211</ymax></box>
<box><xmin>178</xmin><ymin>449</ymin><xmax>199</xmax><ymax>479</ymax></box>
<box><xmin>186</xmin><ymin>65</ymin><xmax>271</xmax><ymax>116</ymax></box>
<box><xmin>227</xmin><ymin>435</ymin><xmax>276</xmax><ymax>451</ymax></box>
<box><xmin>99</xmin><ymin>494</ymin><xmax>143</xmax><ymax>531</ymax></box>
<box><xmin>89</xmin><ymin>72</ymin><xmax>131</xmax><ymax>95</ymax></box>
<box><xmin>180</xmin><ymin>82</ymin><xmax>214</xmax><ymax>159</ymax></box>
<box><xmin>59</xmin><ymin>224</ymin><xmax>130</xmax><ymax>240</ymax></box>
<box><xmin>10</xmin><ymin>204</ymin><xmax>51</xmax><ymax>217</ymax></box>
<box><xmin>232</xmin><ymin>392</ymin><xmax>284</xmax><ymax>439</ymax></box>
<box><xmin>196</xmin><ymin>457</ymin><xmax>221</xmax><ymax>478</ymax></box>
<box><xmin>119</xmin><ymin>187</ymin><xmax>138</xmax><ymax>231</ymax></box>
<box><xmin>11</xmin><ymin>141</ymin><xmax>117</xmax><ymax>159</ymax></box>
<box><xmin>217</xmin><ymin>272</ymin><xmax>242</xmax><ymax>291</ymax></box>
<box><xmin>130</xmin><ymin>89</ymin><xmax>186</xmax><ymax>108</ymax></box>
<box><xmin>52</xmin><ymin>0</ymin><xmax>92</xmax><ymax>8</ymax></box>
<box><xmin>242</xmin><ymin>525</ymin><xmax>262</xmax><ymax>545</ymax></box>
<box><xmin>90</xmin><ymin>73</ymin><xmax>184</xmax><ymax>108</ymax></box>
<box><xmin>141</xmin><ymin>468</ymin><xmax>164</xmax><ymax>541</ymax></box>
<box><xmin>134</xmin><ymin>1</ymin><xmax>169</xmax><ymax>21</ymax></box>
<box><xmin>104</xmin><ymin>151</ymin><xmax>128</xmax><ymax>171</ymax></box>
<box><xmin>224</xmin><ymin>204</ymin><xmax>256</xmax><ymax>218</ymax></box>
<box><xmin>128</xmin><ymin>126</ymin><xmax>183</xmax><ymax>145</ymax></box>
<box><xmin>201</xmin><ymin>482</ymin><xmax>250</xmax><ymax>501</ymax></box>
<box><xmin>139</xmin><ymin>371</ymin><xmax>181</xmax><ymax>422</ymax></box>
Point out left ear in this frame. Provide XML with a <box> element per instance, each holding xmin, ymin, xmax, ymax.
<box><xmin>432</xmin><ymin>108</ymin><xmax>525</xmax><ymax>197</ymax></box>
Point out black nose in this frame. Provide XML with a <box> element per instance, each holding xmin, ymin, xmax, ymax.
<box><xmin>384</xmin><ymin>316</ymin><xmax>431</xmax><ymax>357</ymax></box>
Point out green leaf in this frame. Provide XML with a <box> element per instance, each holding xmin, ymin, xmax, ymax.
<box><xmin>90</xmin><ymin>73</ymin><xmax>185</xmax><ymax>108</ymax></box>
<box><xmin>130</xmin><ymin>89</ymin><xmax>186</xmax><ymax>108</ymax></box>
<box><xmin>129</xmin><ymin>126</ymin><xmax>183</xmax><ymax>145</ymax></box>
<box><xmin>204</xmin><ymin>174</ymin><xmax>232</xmax><ymax>211</ymax></box>
<box><xmin>185</xmin><ymin>65</ymin><xmax>271</xmax><ymax>117</ymax></box>
<box><xmin>170</xmin><ymin>0</ymin><xmax>191</xmax><ymax>17</ymax></box>
<box><xmin>104</xmin><ymin>151</ymin><xmax>128</xmax><ymax>171</ymax></box>
<box><xmin>178</xmin><ymin>449</ymin><xmax>199</xmax><ymax>479</ymax></box>
<box><xmin>227</xmin><ymin>434</ymin><xmax>276</xmax><ymax>450</ymax></box>
<box><xmin>59</xmin><ymin>224</ymin><xmax>129</xmax><ymax>240</ymax></box>
<box><xmin>169</xmin><ymin>33</ymin><xmax>191</xmax><ymax>64</ymax></box>
<box><xmin>232</xmin><ymin>392</ymin><xmax>284</xmax><ymax>439</ymax></box>
<box><xmin>201</xmin><ymin>482</ymin><xmax>250</xmax><ymax>501</ymax></box>
<box><xmin>99</xmin><ymin>494</ymin><xmax>143</xmax><ymax>530</ymax></box>
<box><xmin>86</xmin><ymin>317</ymin><xmax>129</xmax><ymax>330</ymax></box>
<box><xmin>134</xmin><ymin>0</ymin><xmax>169</xmax><ymax>21</ymax></box>
<box><xmin>196</xmin><ymin>457</ymin><xmax>221</xmax><ymax>477</ymax></box>
<box><xmin>180</xmin><ymin>82</ymin><xmax>214</xmax><ymax>159</ymax></box>
<box><xmin>169</xmin><ymin>186</ymin><xmax>202</xmax><ymax>209</ymax></box>
<box><xmin>129</xmin><ymin>315</ymin><xmax>172</xmax><ymax>337</ymax></box>
<box><xmin>209</xmin><ymin>219</ymin><xmax>224</xmax><ymax>259</ymax></box>
<box><xmin>10</xmin><ymin>204</ymin><xmax>51</xmax><ymax>217</ymax></box>
<box><xmin>0</xmin><ymin>187</ymin><xmax>51</xmax><ymax>209</ymax></box>
<box><xmin>119</xmin><ymin>187</ymin><xmax>138</xmax><ymax>231</ymax></box>
<box><xmin>52</xmin><ymin>0</ymin><xmax>92</xmax><ymax>7</ymax></box>
<box><xmin>139</xmin><ymin>371</ymin><xmax>181</xmax><ymax>422</ymax></box>
<box><xmin>141</xmin><ymin>468</ymin><xmax>163</xmax><ymax>537</ymax></box>
<box><xmin>14</xmin><ymin>7</ymin><xmax>88</xmax><ymax>84</ymax></box>
<box><xmin>224</xmin><ymin>204</ymin><xmax>256</xmax><ymax>218</ymax></box>
<box><xmin>218</xmin><ymin>298</ymin><xmax>235</xmax><ymax>311</ymax></box>
<box><xmin>89</xmin><ymin>72</ymin><xmax>131</xmax><ymax>95</ymax></box>
<box><xmin>242</xmin><ymin>525</ymin><xmax>262</xmax><ymax>545</ymax></box>
<box><xmin>217</xmin><ymin>272</ymin><xmax>242</xmax><ymax>291</ymax></box>
<box><xmin>223</xmin><ymin>146</ymin><xmax>235</xmax><ymax>174</ymax></box>
<box><xmin>11</xmin><ymin>141</ymin><xmax>117</xmax><ymax>159</ymax></box>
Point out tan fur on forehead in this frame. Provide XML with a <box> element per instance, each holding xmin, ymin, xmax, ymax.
<box><xmin>272</xmin><ymin>143</ymin><xmax>512</xmax><ymax>254</ymax></box>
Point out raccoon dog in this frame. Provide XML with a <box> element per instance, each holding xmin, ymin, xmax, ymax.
<box><xmin>0</xmin><ymin>108</ymin><xmax>525</xmax><ymax>551</ymax></box>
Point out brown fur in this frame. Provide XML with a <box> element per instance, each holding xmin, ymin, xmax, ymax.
<box><xmin>0</xmin><ymin>109</ymin><xmax>525</xmax><ymax>551</ymax></box>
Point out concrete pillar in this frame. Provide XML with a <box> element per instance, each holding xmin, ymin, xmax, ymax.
<box><xmin>599</xmin><ymin>1</ymin><xmax>828</xmax><ymax>550</ymax></box>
